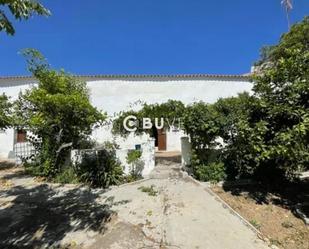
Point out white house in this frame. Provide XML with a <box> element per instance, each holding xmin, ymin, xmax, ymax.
<box><xmin>0</xmin><ymin>74</ymin><xmax>252</xmax><ymax>174</ymax></box>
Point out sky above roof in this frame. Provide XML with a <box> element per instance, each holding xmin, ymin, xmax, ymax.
<box><xmin>0</xmin><ymin>0</ymin><xmax>308</xmax><ymax>76</ymax></box>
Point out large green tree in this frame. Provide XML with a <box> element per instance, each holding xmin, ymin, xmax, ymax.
<box><xmin>0</xmin><ymin>0</ymin><xmax>50</xmax><ymax>35</ymax></box>
<box><xmin>16</xmin><ymin>49</ymin><xmax>106</xmax><ymax>176</ymax></box>
<box><xmin>252</xmin><ymin>17</ymin><xmax>309</xmax><ymax>179</ymax></box>
<box><xmin>222</xmin><ymin>17</ymin><xmax>309</xmax><ymax>181</ymax></box>
<box><xmin>213</xmin><ymin>94</ymin><xmax>269</xmax><ymax>179</ymax></box>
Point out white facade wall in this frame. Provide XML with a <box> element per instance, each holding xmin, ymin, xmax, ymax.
<box><xmin>166</xmin><ymin>128</ymin><xmax>186</xmax><ymax>151</ymax></box>
<box><xmin>116</xmin><ymin>138</ymin><xmax>155</xmax><ymax>176</ymax></box>
<box><xmin>0</xmin><ymin>129</ymin><xmax>15</xmax><ymax>159</ymax></box>
<box><xmin>87</xmin><ymin>78</ymin><xmax>252</xmax><ymax>115</ymax></box>
<box><xmin>0</xmin><ymin>76</ymin><xmax>252</xmax><ymax>160</ymax></box>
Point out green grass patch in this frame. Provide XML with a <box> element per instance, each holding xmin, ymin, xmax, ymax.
<box><xmin>138</xmin><ymin>185</ymin><xmax>158</xmax><ymax>196</ymax></box>
<box><xmin>249</xmin><ymin>219</ymin><xmax>261</xmax><ymax>230</ymax></box>
<box><xmin>53</xmin><ymin>167</ymin><xmax>79</xmax><ymax>184</ymax></box>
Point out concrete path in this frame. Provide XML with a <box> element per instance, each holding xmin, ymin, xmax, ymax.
<box><xmin>91</xmin><ymin>161</ymin><xmax>269</xmax><ymax>249</ymax></box>
<box><xmin>0</xmin><ymin>160</ymin><xmax>270</xmax><ymax>249</ymax></box>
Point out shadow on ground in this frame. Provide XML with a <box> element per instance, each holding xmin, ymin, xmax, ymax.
<box><xmin>0</xmin><ymin>160</ymin><xmax>17</xmax><ymax>171</ymax></box>
<box><xmin>0</xmin><ymin>183</ymin><xmax>124</xmax><ymax>248</ymax></box>
<box><xmin>222</xmin><ymin>179</ymin><xmax>309</xmax><ymax>218</ymax></box>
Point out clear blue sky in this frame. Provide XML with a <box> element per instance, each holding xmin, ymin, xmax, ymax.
<box><xmin>0</xmin><ymin>0</ymin><xmax>308</xmax><ymax>76</ymax></box>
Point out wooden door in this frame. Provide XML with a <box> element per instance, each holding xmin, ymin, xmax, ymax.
<box><xmin>17</xmin><ymin>129</ymin><xmax>27</xmax><ymax>143</ymax></box>
<box><xmin>157</xmin><ymin>129</ymin><xmax>166</xmax><ymax>151</ymax></box>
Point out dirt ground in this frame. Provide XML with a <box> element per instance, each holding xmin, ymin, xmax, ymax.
<box><xmin>211</xmin><ymin>184</ymin><xmax>309</xmax><ymax>249</ymax></box>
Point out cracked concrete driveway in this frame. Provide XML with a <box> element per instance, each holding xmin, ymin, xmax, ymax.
<box><xmin>0</xmin><ymin>160</ymin><xmax>270</xmax><ymax>249</ymax></box>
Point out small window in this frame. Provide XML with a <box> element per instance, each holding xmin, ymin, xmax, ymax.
<box><xmin>17</xmin><ymin>129</ymin><xmax>27</xmax><ymax>143</ymax></box>
<box><xmin>135</xmin><ymin>144</ymin><xmax>141</xmax><ymax>151</ymax></box>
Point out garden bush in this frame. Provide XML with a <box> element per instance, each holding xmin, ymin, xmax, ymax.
<box><xmin>53</xmin><ymin>167</ymin><xmax>79</xmax><ymax>184</ymax></box>
<box><xmin>126</xmin><ymin>150</ymin><xmax>144</xmax><ymax>181</ymax></box>
<box><xmin>194</xmin><ymin>162</ymin><xmax>226</xmax><ymax>183</ymax></box>
<box><xmin>75</xmin><ymin>144</ymin><xmax>124</xmax><ymax>188</ymax></box>
<box><xmin>0</xmin><ymin>94</ymin><xmax>12</xmax><ymax>130</ymax></box>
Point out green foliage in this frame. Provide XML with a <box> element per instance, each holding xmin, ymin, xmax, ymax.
<box><xmin>249</xmin><ymin>219</ymin><xmax>261</xmax><ymax>230</ymax></box>
<box><xmin>0</xmin><ymin>0</ymin><xmax>50</xmax><ymax>35</ymax></box>
<box><xmin>182</xmin><ymin>100</ymin><xmax>228</xmax><ymax>181</ymax></box>
<box><xmin>53</xmin><ymin>167</ymin><xmax>79</xmax><ymax>184</ymax></box>
<box><xmin>112</xmin><ymin>109</ymin><xmax>143</xmax><ymax>137</ymax></box>
<box><xmin>141</xmin><ymin>100</ymin><xmax>185</xmax><ymax>126</ymax></box>
<box><xmin>17</xmin><ymin>49</ymin><xmax>106</xmax><ymax>176</ymax></box>
<box><xmin>138</xmin><ymin>185</ymin><xmax>158</xmax><ymax>196</ymax></box>
<box><xmin>213</xmin><ymin>92</ymin><xmax>260</xmax><ymax>143</ymax></box>
<box><xmin>211</xmin><ymin>94</ymin><xmax>270</xmax><ymax>179</ymax></box>
<box><xmin>250</xmin><ymin>17</ymin><xmax>309</xmax><ymax>180</ymax></box>
<box><xmin>126</xmin><ymin>150</ymin><xmax>144</xmax><ymax>180</ymax></box>
<box><xmin>24</xmin><ymin>160</ymin><xmax>46</xmax><ymax>177</ymax></box>
<box><xmin>112</xmin><ymin>100</ymin><xmax>185</xmax><ymax>136</ymax></box>
<box><xmin>75</xmin><ymin>145</ymin><xmax>124</xmax><ymax>188</ymax></box>
<box><xmin>183</xmin><ymin>102</ymin><xmax>222</xmax><ymax>151</ymax></box>
<box><xmin>126</xmin><ymin>150</ymin><xmax>142</xmax><ymax>164</ymax></box>
<box><xmin>194</xmin><ymin>162</ymin><xmax>226</xmax><ymax>183</ymax></box>
<box><xmin>254</xmin><ymin>46</ymin><xmax>275</xmax><ymax>66</ymax></box>
<box><xmin>0</xmin><ymin>94</ymin><xmax>12</xmax><ymax>130</ymax></box>
<box><xmin>26</xmin><ymin>142</ymin><xmax>124</xmax><ymax>187</ymax></box>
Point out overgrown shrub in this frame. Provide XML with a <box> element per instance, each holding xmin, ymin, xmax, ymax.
<box><xmin>0</xmin><ymin>94</ymin><xmax>12</xmax><ymax>130</ymax></box>
<box><xmin>126</xmin><ymin>150</ymin><xmax>144</xmax><ymax>181</ymax></box>
<box><xmin>211</xmin><ymin>94</ymin><xmax>268</xmax><ymax>180</ymax></box>
<box><xmin>24</xmin><ymin>160</ymin><xmax>46</xmax><ymax>177</ymax></box>
<box><xmin>75</xmin><ymin>145</ymin><xmax>124</xmax><ymax>188</ymax></box>
<box><xmin>53</xmin><ymin>167</ymin><xmax>79</xmax><ymax>184</ymax></box>
<box><xmin>194</xmin><ymin>162</ymin><xmax>226</xmax><ymax>183</ymax></box>
<box><xmin>138</xmin><ymin>185</ymin><xmax>158</xmax><ymax>196</ymax></box>
<box><xmin>183</xmin><ymin>102</ymin><xmax>222</xmax><ymax>151</ymax></box>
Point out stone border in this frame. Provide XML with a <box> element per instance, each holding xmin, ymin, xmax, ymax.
<box><xmin>113</xmin><ymin>178</ymin><xmax>151</xmax><ymax>188</ymax></box>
